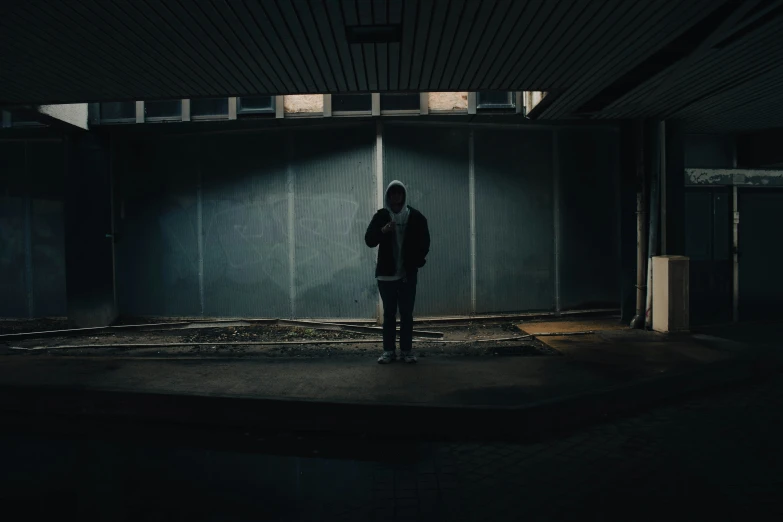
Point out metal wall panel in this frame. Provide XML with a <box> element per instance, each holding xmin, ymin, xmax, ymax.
<box><xmin>0</xmin><ymin>196</ymin><xmax>27</xmax><ymax>317</ymax></box>
<box><xmin>291</xmin><ymin>125</ymin><xmax>377</xmax><ymax>318</ymax></box>
<box><xmin>474</xmin><ymin>129</ymin><xmax>555</xmax><ymax>313</ymax></box>
<box><xmin>0</xmin><ymin>143</ymin><xmax>27</xmax><ymax>317</ymax></box>
<box><xmin>200</xmin><ymin>133</ymin><xmax>290</xmax><ymax>318</ymax></box>
<box><xmin>383</xmin><ymin>125</ymin><xmax>471</xmax><ymax>316</ymax></box>
<box><xmin>558</xmin><ymin>129</ymin><xmax>621</xmax><ymax>310</ymax></box>
<box><xmin>115</xmin><ymin>139</ymin><xmax>201</xmax><ymax>316</ymax></box>
<box><xmin>28</xmin><ymin>141</ymin><xmax>66</xmax><ymax>317</ymax></box>
<box><xmin>685</xmin><ymin>134</ymin><xmax>735</xmax><ymax>168</ymax></box>
<box><xmin>738</xmin><ymin>189</ymin><xmax>783</xmax><ymax>321</ymax></box>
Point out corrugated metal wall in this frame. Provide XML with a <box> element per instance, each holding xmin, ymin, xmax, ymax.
<box><xmin>114</xmin><ymin>123</ymin><xmax>377</xmax><ymax>319</ymax></box>
<box><xmin>201</xmin><ymin>132</ymin><xmax>290</xmax><ymax>318</ymax></box>
<box><xmin>115</xmin><ymin>139</ymin><xmax>201</xmax><ymax>316</ymax></box>
<box><xmin>291</xmin><ymin>126</ymin><xmax>377</xmax><ymax>318</ymax></box>
<box><xmin>0</xmin><ymin>122</ymin><xmax>620</xmax><ymax>319</ymax></box>
<box><xmin>0</xmin><ymin>141</ymin><xmax>66</xmax><ymax>318</ymax></box>
<box><xmin>383</xmin><ymin>125</ymin><xmax>472</xmax><ymax>316</ymax></box>
<box><xmin>474</xmin><ymin>129</ymin><xmax>554</xmax><ymax>313</ymax></box>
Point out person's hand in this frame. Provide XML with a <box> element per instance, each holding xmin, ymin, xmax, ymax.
<box><xmin>382</xmin><ymin>221</ymin><xmax>395</xmax><ymax>234</ymax></box>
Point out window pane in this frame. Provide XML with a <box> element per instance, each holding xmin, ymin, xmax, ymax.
<box><xmin>477</xmin><ymin>92</ymin><xmax>515</xmax><ymax>108</ymax></box>
<box><xmin>332</xmin><ymin>94</ymin><xmax>372</xmax><ymax>112</ymax></box>
<box><xmin>11</xmin><ymin>112</ymin><xmax>44</xmax><ymax>126</ymax></box>
<box><xmin>239</xmin><ymin>96</ymin><xmax>274</xmax><ymax>112</ymax></box>
<box><xmin>191</xmin><ymin>98</ymin><xmax>229</xmax><ymax>117</ymax></box>
<box><xmin>380</xmin><ymin>93</ymin><xmax>419</xmax><ymax>111</ymax></box>
<box><xmin>145</xmin><ymin>100</ymin><xmax>182</xmax><ymax>119</ymax></box>
<box><xmin>101</xmin><ymin>102</ymin><xmax>136</xmax><ymax>120</ymax></box>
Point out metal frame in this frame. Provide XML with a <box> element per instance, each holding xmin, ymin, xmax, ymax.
<box><xmin>468</xmin><ymin>129</ymin><xmax>477</xmax><ymax>313</ymax></box>
<box><xmin>326</xmin><ymin>94</ymin><xmax>374</xmax><ymax>117</ymax></box>
<box><xmin>275</xmin><ymin>96</ymin><xmax>285</xmax><ymax>119</ymax></box>
<box><xmin>419</xmin><ymin>93</ymin><xmax>429</xmax><ymax>115</ymax></box>
<box><xmin>182</xmin><ymin>99</ymin><xmax>191</xmax><ymax>122</ymax></box>
<box><xmin>228</xmin><ymin>97</ymin><xmax>237</xmax><ymax>120</ymax></box>
<box><xmin>189</xmin><ymin>98</ymin><xmax>232</xmax><ymax>121</ymax></box>
<box><xmin>236</xmin><ymin>96</ymin><xmax>276</xmax><ymax>115</ymax></box>
<box><xmin>144</xmin><ymin>100</ymin><xmax>184</xmax><ymax>123</ymax></box>
<box><xmin>375</xmin><ymin>120</ymin><xmax>384</xmax><ymax>322</ymax></box>
<box><xmin>371</xmin><ymin>93</ymin><xmax>381</xmax><ymax>116</ymax></box>
<box><xmin>135</xmin><ymin>101</ymin><xmax>144</xmax><ymax>124</ymax></box>
<box><xmin>467</xmin><ymin>93</ymin><xmax>477</xmax><ymax>115</ymax></box>
<box><xmin>97</xmin><ymin>101</ymin><xmax>137</xmax><ymax>125</ymax></box>
<box><xmin>379</xmin><ymin>93</ymin><xmax>421</xmax><ymax>116</ymax></box>
<box><xmin>382</xmin><ymin>119</ymin><xmax>620</xmax><ymax>131</ymax></box>
<box><xmin>476</xmin><ymin>91</ymin><xmax>516</xmax><ymax>110</ymax></box>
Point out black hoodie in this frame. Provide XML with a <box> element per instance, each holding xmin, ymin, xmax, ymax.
<box><xmin>364</xmin><ymin>182</ymin><xmax>430</xmax><ymax>278</ymax></box>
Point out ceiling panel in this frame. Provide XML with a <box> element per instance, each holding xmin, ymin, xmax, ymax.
<box><xmin>0</xmin><ymin>0</ymin><xmax>781</xmax><ymax>133</ymax></box>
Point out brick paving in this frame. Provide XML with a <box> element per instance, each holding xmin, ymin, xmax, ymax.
<box><xmin>319</xmin><ymin>374</ymin><xmax>783</xmax><ymax>522</ymax></box>
<box><xmin>4</xmin><ymin>371</ymin><xmax>783</xmax><ymax>521</ymax></box>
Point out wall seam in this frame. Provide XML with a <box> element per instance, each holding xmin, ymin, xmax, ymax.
<box><xmin>469</xmin><ymin>129</ymin><xmax>477</xmax><ymax>315</ymax></box>
<box><xmin>24</xmin><ymin>140</ymin><xmax>34</xmax><ymax>318</ymax></box>
<box><xmin>553</xmin><ymin>130</ymin><xmax>561</xmax><ymax>315</ymax></box>
<box><xmin>287</xmin><ymin>131</ymin><xmax>296</xmax><ymax>319</ymax></box>
<box><xmin>197</xmin><ymin>159</ymin><xmax>205</xmax><ymax>317</ymax></box>
<box><xmin>109</xmin><ymin>135</ymin><xmax>118</xmax><ymax>313</ymax></box>
<box><xmin>375</xmin><ymin>120</ymin><xmax>384</xmax><ymax>323</ymax></box>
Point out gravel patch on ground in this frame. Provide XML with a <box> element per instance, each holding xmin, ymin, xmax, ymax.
<box><xmin>0</xmin><ymin>320</ymin><xmax>559</xmax><ymax>359</ymax></box>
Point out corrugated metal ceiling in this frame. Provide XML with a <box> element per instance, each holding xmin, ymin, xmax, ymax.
<box><xmin>1</xmin><ymin>0</ymin><xmax>781</xmax><ymax>133</ymax></box>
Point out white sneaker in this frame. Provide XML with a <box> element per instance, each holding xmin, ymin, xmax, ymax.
<box><xmin>402</xmin><ymin>351</ymin><xmax>417</xmax><ymax>363</ymax></box>
<box><xmin>377</xmin><ymin>351</ymin><xmax>396</xmax><ymax>364</ymax></box>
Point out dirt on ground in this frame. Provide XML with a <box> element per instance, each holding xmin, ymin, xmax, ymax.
<box><xmin>0</xmin><ymin>320</ymin><xmax>558</xmax><ymax>359</ymax></box>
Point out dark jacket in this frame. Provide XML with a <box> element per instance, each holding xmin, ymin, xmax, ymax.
<box><xmin>364</xmin><ymin>207</ymin><xmax>430</xmax><ymax>278</ymax></box>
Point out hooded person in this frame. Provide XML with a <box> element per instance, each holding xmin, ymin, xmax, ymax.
<box><xmin>365</xmin><ymin>180</ymin><xmax>430</xmax><ymax>364</ymax></box>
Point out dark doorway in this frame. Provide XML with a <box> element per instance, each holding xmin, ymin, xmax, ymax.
<box><xmin>685</xmin><ymin>187</ymin><xmax>731</xmax><ymax>325</ymax></box>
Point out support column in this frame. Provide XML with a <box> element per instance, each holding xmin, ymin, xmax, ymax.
<box><xmin>663</xmin><ymin>119</ymin><xmax>686</xmax><ymax>255</ymax></box>
<box><xmin>620</xmin><ymin>121</ymin><xmax>643</xmax><ymax>324</ymax></box>
<box><xmin>64</xmin><ymin>133</ymin><xmax>117</xmax><ymax>327</ymax></box>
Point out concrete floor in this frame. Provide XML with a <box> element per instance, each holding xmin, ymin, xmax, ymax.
<box><xmin>0</xmin><ymin>332</ymin><xmax>781</xmax><ymax>522</ymax></box>
<box><xmin>0</xmin><ymin>328</ymin><xmax>746</xmax><ymax>407</ymax></box>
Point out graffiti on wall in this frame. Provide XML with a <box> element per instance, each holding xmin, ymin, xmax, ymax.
<box><xmin>157</xmin><ymin>192</ymin><xmax>364</xmax><ymax>297</ymax></box>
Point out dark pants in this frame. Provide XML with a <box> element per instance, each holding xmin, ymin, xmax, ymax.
<box><xmin>377</xmin><ymin>273</ymin><xmax>418</xmax><ymax>353</ymax></box>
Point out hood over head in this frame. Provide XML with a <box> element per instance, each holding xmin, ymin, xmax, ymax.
<box><xmin>385</xmin><ymin>180</ymin><xmax>410</xmax><ymax>224</ymax></box>
<box><xmin>385</xmin><ymin>180</ymin><xmax>407</xmax><ymax>211</ymax></box>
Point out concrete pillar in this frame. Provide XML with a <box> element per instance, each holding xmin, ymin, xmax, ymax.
<box><xmin>64</xmin><ymin>133</ymin><xmax>117</xmax><ymax>327</ymax></box>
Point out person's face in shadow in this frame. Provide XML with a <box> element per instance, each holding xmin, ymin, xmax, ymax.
<box><xmin>388</xmin><ymin>186</ymin><xmax>405</xmax><ymax>213</ymax></box>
